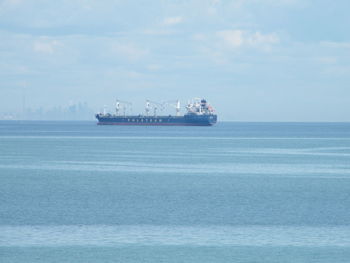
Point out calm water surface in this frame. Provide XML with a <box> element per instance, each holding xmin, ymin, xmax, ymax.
<box><xmin>1</xmin><ymin>121</ymin><xmax>350</xmax><ymax>262</ymax></box>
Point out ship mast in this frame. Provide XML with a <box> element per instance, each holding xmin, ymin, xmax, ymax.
<box><xmin>145</xmin><ymin>100</ymin><xmax>151</xmax><ymax>116</ymax></box>
<box><xmin>163</xmin><ymin>100</ymin><xmax>181</xmax><ymax>116</ymax></box>
<box><xmin>116</xmin><ymin>99</ymin><xmax>132</xmax><ymax>116</ymax></box>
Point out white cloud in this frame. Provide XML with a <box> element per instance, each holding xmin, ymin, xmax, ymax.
<box><xmin>33</xmin><ymin>40</ymin><xmax>61</xmax><ymax>54</ymax></box>
<box><xmin>232</xmin><ymin>0</ymin><xmax>299</xmax><ymax>7</ymax></box>
<box><xmin>264</xmin><ymin>0</ymin><xmax>299</xmax><ymax>5</ymax></box>
<box><xmin>2</xmin><ymin>0</ymin><xmax>22</xmax><ymax>6</ymax></box>
<box><xmin>321</xmin><ymin>41</ymin><xmax>350</xmax><ymax>49</ymax></box>
<box><xmin>192</xmin><ymin>33</ymin><xmax>207</xmax><ymax>41</ymax></box>
<box><xmin>111</xmin><ymin>43</ymin><xmax>148</xmax><ymax>61</ymax></box>
<box><xmin>324</xmin><ymin>65</ymin><xmax>350</xmax><ymax>76</ymax></box>
<box><xmin>217</xmin><ymin>30</ymin><xmax>244</xmax><ymax>47</ymax></box>
<box><xmin>313</xmin><ymin>56</ymin><xmax>337</xmax><ymax>65</ymax></box>
<box><xmin>248</xmin><ymin>32</ymin><xmax>280</xmax><ymax>46</ymax></box>
<box><xmin>142</xmin><ymin>29</ymin><xmax>173</xmax><ymax>36</ymax></box>
<box><xmin>193</xmin><ymin>29</ymin><xmax>280</xmax><ymax>64</ymax></box>
<box><xmin>147</xmin><ymin>64</ymin><xmax>162</xmax><ymax>71</ymax></box>
<box><xmin>217</xmin><ymin>30</ymin><xmax>279</xmax><ymax>49</ymax></box>
<box><xmin>163</xmin><ymin>16</ymin><xmax>183</xmax><ymax>26</ymax></box>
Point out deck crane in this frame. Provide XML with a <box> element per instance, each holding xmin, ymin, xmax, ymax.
<box><xmin>116</xmin><ymin>99</ymin><xmax>132</xmax><ymax>116</ymax></box>
<box><xmin>163</xmin><ymin>100</ymin><xmax>181</xmax><ymax>116</ymax></box>
<box><xmin>145</xmin><ymin>100</ymin><xmax>164</xmax><ymax>116</ymax></box>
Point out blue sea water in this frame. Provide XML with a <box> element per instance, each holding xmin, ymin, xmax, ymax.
<box><xmin>1</xmin><ymin>121</ymin><xmax>350</xmax><ymax>262</ymax></box>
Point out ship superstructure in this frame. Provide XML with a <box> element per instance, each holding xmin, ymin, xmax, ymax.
<box><xmin>95</xmin><ymin>98</ymin><xmax>217</xmax><ymax>126</ymax></box>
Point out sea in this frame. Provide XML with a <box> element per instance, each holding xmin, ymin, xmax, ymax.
<box><xmin>1</xmin><ymin>121</ymin><xmax>350</xmax><ymax>263</ymax></box>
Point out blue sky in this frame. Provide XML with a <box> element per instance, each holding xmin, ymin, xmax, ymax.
<box><xmin>0</xmin><ymin>0</ymin><xmax>349</xmax><ymax>121</ymax></box>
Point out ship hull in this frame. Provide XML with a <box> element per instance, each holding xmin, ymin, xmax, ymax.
<box><xmin>96</xmin><ymin>114</ymin><xmax>217</xmax><ymax>126</ymax></box>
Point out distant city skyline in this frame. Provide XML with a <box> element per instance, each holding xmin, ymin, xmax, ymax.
<box><xmin>1</xmin><ymin>0</ymin><xmax>349</xmax><ymax>121</ymax></box>
<box><xmin>0</xmin><ymin>101</ymin><xmax>95</xmax><ymax>120</ymax></box>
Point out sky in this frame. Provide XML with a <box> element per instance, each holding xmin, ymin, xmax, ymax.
<box><xmin>0</xmin><ymin>0</ymin><xmax>349</xmax><ymax>121</ymax></box>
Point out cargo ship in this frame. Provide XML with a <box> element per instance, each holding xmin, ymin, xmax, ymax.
<box><xmin>95</xmin><ymin>98</ymin><xmax>217</xmax><ymax>126</ymax></box>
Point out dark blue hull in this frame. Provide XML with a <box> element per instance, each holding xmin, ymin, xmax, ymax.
<box><xmin>96</xmin><ymin>114</ymin><xmax>217</xmax><ymax>126</ymax></box>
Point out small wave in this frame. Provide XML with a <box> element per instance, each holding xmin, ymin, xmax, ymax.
<box><xmin>1</xmin><ymin>225</ymin><xmax>350</xmax><ymax>247</ymax></box>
